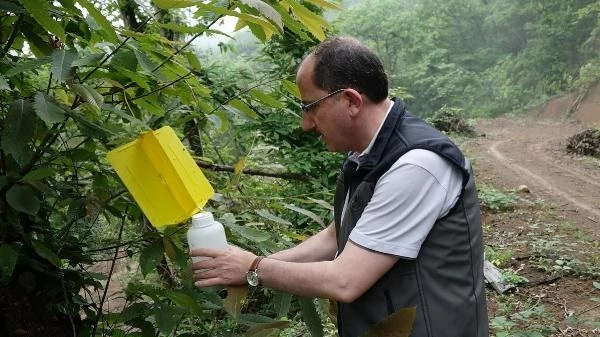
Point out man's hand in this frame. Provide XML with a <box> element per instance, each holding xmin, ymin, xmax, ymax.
<box><xmin>191</xmin><ymin>245</ymin><xmax>257</xmax><ymax>287</ymax></box>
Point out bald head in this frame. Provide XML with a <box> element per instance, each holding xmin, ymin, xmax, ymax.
<box><xmin>300</xmin><ymin>37</ymin><xmax>388</xmax><ymax>103</ymax></box>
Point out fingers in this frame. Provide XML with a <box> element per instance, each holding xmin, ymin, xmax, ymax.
<box><xmin>190</xmin><ymin>247</ymin><xmax>223</xmax><ymax>257</ymax></box>
<box><xmin>193</xmin><ymin>269</ymin><xmax>246</xmax><ymax>288</ymax></box>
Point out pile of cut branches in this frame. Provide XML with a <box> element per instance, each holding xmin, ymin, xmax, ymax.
<box><xmin>426</xmin><ymin>106</ymin><xmax>476</xmax><ymax>136</ymax></box>
<box><xmin>566</xmin><ymin>129</ymin><xmax>600</xmax><ymax>158</ymax></box>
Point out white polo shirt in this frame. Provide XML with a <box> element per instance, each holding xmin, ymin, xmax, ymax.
<box><xmin>343</xmin><ymin>102</ymin><xmax>463</xmax><ymax>259</ymax></box>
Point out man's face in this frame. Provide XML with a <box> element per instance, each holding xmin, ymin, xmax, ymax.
<box><xmin>296</xmin><ymin>56</ymin><xmax>350</xmax><ymax>152</ymax></box>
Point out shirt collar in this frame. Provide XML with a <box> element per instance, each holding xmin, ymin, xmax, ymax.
<box><xmin>348</xmin><ymin>100</ymin><xmax>394</xmax><ymax>165</ymax></box>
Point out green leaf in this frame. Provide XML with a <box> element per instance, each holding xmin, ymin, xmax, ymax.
<box><xmin>287</xmin><ymin>1</ymin><xmax>327</xmax><ymax>40</ymax></box>
<box><xmin>51</xmin><ymin>49</ymin><xmax>78</xmax><ymax>82</ymax></box>
<box><xmin>6</xmin><ymin>184</ymin><xmax>40</xmax><ymax>215</ymax></box>
<box><xmin>119</xmin><ymin>303</ymin><xmax>149</xmax><ymax>322</ymax></box>
<box><xmin>224</xmin><ymin>285</ymin><xmax>248</xmax><ymax>319</ymax></box>
<box><xmin>166</xmin><ymin>290</ymin><xmax>202</xmax><ymax>315</ymax></box>
<box><xmin>207</xmin><ymin>111</ymin><xmax>229</xmax><ymax>132</ymax></box>
<box><xmin>77</xmin><ymin>0</ymin><xmax>120</xmax><ymax>44</ymax></box>
<box><xmin>70</xmin><ymin>83</ymin><xmax>103</xmax><ymax>112</ymax></box>
<box><xmin>1</xmin><ymin>100</ymin><xmax>36</xmax><ymax>162</ymax></box>
<box><xmin>31</xmin><ymin>239</ymin><xmax>61</xmax><ymax>267</ymax></box>
<box><xmin>0</xmin><ymin>244</ymin><xmax>19</xmax><ymax>284</ymax></box>
<box><xmin>5</xmin><ymin>57</ymin><xmax>52</xmax><ymax>77</ymax></box>
<box><xmin>255</xmin><ymin>209</ymin><xmax>291</xmax><ymax>226</ymax></box>
<box><xmin>282</xmin><ymin>79</ymin><xmax>300</xmax><ymax>99</ymax></box>
<box><xmin>105</xmin><ymin>107</ymin><xmax>148</xmax><ymax>128</ymax></box>
<box><xmin>249</xmin><ymin>89</ymin><xmax>284</xmax><ymax>108</ymax></box>
<box><xmin>297</xmin><ymin>297</ymin><xmax>324</xmax><ymax>337</ymax></box>
<box><xmin>65</xmin><ymin>109</ymin><xmax>112</xmax><ymax>139</ymax></box>
<box><xmin>226</xmin><ymin>223</ymin><xmax>270</xmax><ymax>242</ymax></box>
<box><xmin>110</xmin><ymin>49</ymin><xmax>137</xmax><ymax>71</ymax></box>
<box><xmin>360</xmin><ymin>307</ymin><xmax>416</xmax><ymax>337</ymax></box>
<box><xmin>241</xmin><ymin>0</ymin><xmax>283</xmax><ymax>30</ymax></box>
<box><xmin>17</xmin><ymin>0</ymin><xmax>66</xmax><ymax>41</ymax></box>
<box><xmin>284</xmin><ymin>203</ymin><xmax>325</xmax><ymax>227</ymax></box>
<box><xmin>153</xmin><ymin>0</ymin><xmax>197</xmax><ymax>9</ymax></box>
<box><xmin>272</xmin><ymin>291</ymin><xmax>292</xmax><ymax>318</ymax></box>
<box><xmin>246</xmin><ymin>321</ymin><xmax>290</xmax><ymax>336</ymax></box>
<box><xmin>72</xmin><ymin>52</ymin><xmax>105</xmax><ymax>67</ymax></box>
<box><xmin>228</xmin><ymin>99</ymin><xmax>259</xmax><ymax>119</ymax></box>
<box><xmin>593</xmin><ymin>281</ymin><xmax>600</xmax><ymax>290</ymax></box>
<box><xmin>133</xmin><ymin>49</ymin><xmax>158</xmax><ymax>74</ymax></box>
<box><xmin>34</xmin><ymin>92</ymin><xmax>66</xmax><ymax>126</ymax></box>
<box><xmin>0</xmin><ymin>74</ymin><xmax>10</xmax><ymax>90</ymax></box>
<box><xmin>128</xmin><ymin>318</ymin><xmax>156</xmax><ymax>337</ymax></box>
<box><xmin>185</xmin><ymin>51</ymin><xmax>203</xmax><ymax>72</ymax></box>
<box><xmin>135</xmin><ymin>96</ymin><xmax>164</xmax><ymax>116</ymax></box>
<box><xmin>113</xmin><ymin>65</ymin><xmax>151</xmax><ymax>90</ymax></box>
<box><xmin>153</xmin><ymin>304</ymin><xmax>177</xmax><ymax>336</ymax></box>
<box><xmin>270</xmin><ymin>2</ymin><xmax>309</xmax><ymax>40</ymax></box>
<box><xmin>21</xmin><ymin>167</ymin><xmax>55</xmax><ymax>183</ymax></box>
<box><xmin>20</xmin><ymin>25</ymin><xmax>53</xmax><ymax>57</ymax></box>
<box><xmin>195</xmin><ymin>4</ymin><xmax>277</xmax><ymax>39</ymax></box>
<box><xmin>0</xmin><ymin>1</ymin><xmax>27</xmax><ymax>14</ymax></box>
<box><xmin>67</xmin><ymin>198</ymin><xmax>86</xmax><ymax>221</ymax></box>
<box><xmin>303</xmin><ymin>0</ymin><xmax>341</xmax><ymax>10</ymax></box>
<box><xmin>307</xmin><ymin>197</ymin><xmax>334</xmax><ymax>211</ymax></box>
<box><xmin>139</xmin><ymin>243</ymin><xmax>165</xmax><ymax>277</ymax></box>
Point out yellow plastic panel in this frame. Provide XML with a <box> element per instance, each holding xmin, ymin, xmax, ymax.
<box><xmin>107</xmin><ymin>126</ymin><xmax>214</xmax><ymax>227</ymax></box>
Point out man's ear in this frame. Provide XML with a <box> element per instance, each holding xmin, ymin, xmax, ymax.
<box><xmin>344</xmin><ymin>89</ymin><xmax>363</xmax><ymax>117</ymax></box>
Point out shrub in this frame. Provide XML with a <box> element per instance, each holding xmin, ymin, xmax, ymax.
<box><xmin>426</xmin><ymin>106</ymin><xmax>476</xmax><ymax>135</ymax></box>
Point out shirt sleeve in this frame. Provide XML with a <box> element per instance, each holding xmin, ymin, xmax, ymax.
<box><xmin>348</xmin><ymin>149</ymin><xmax>463</xmax><ymax>258</ymax></box>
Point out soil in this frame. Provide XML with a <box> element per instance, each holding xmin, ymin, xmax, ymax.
<box><xmin>462</xmin><ymin>114</ymin><xmax>600</xmax><ymax>336</ymax></box>
<box><xmin>471</xmin><ymin>117</ymin><xmax>600</xmax><ymax>240</ymax></box>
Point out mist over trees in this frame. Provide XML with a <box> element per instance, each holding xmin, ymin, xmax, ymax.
<box><xmin>336</xmin><ymin>0</ymin><xmax>600</xmax><ymax>117</ymax></box>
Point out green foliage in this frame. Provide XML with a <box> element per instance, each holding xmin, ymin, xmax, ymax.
<box><xmin>486</xmin><ymin>246</ymin><xmax>513</xmax><ymax>268</ymax></box>
<box><xmin>337</xmin><ymin>0</ymin><xmax>600</xmax><ymax>117</ymax></box>
<box><xmin>0</xmin><ymin>0</ymin><xmax>341</xmax><ymax>335</ymax></box>
<box><xmin>490</xmin><ymin>306</ymin><xmax>556</xmax><ymax>337</ymax></box>
<box><xmin>529</xmin><ymin>236</ymin><xmax>600</xmax><ymax>278</ymax></box>
<box><xmin>425</xmin><ymin>106</ymin><xmax>475</xmax><ymax>135</ymax></box>
<box><xmin>478</xmin><ymin>185</ymin><xmax>518</xmax><ymax>212</ymax></box>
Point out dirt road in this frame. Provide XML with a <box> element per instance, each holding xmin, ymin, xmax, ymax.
<box><xmin>467</xmin><ymin>117</ymin><xmax>600</xmax><ymax>241</ymax></box>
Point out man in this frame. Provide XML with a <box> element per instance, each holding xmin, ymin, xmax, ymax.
<box><xmin>192</xmin><ymin>37</ymin><xmax>488</xmax><ymax>337</ymax></box>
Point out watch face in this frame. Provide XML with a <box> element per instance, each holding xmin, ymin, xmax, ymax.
<box><xmin>246</xmin><ymin>271</ymin><xmax>259</xmax><ymax>286</ymax></box>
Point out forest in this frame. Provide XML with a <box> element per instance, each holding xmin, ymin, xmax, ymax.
<box><xmin>1</xmin><ymin>0</ymin><xmax>599</xmax><ymax>336</ymax></box>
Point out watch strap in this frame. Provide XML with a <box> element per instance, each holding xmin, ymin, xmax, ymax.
<box><xmin>249</xmin><ymin>256</ymin><xmax>264</xmax><ymax>272</ymax></box>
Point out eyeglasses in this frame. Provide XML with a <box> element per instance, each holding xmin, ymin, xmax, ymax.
<box><xmin>300</xmin><ymin>88</ymin><xmax>345</xmax><ymax>114</ymax></box>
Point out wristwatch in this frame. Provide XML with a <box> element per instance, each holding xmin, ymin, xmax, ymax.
<box><xmin>246</xmin><ymin>256</ymin><xmax>264</xmax><ymax>287</ymax></box>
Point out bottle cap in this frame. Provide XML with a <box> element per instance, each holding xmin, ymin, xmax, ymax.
<box><xmin>191</xmin><ymin>212</ymin><xmax>214</xmax><ymax>227</ymax></box>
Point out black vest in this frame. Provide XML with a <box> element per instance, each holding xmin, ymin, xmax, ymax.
<box><xmin>333</xmin><ymin>99</ymin><xmax>488</xmax><ymax>337</ymax></box>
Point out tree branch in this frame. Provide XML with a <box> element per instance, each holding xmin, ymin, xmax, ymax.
<box><xmin>196</xmin><ymin>160</ymin><xmax>314</xmax><ymax>182</ymax></box>
<box><xmin>149</xmin><ymin>3</ymin><xmax>235</xmax><ymax>74</ymax></box>
<box><xmin>91</xmin><ymin>206</ymin><xmax>128</xmax><ymax>337</ymax></box>
<box><xmin>1</xmin><ymin>15</ymin><xmax>22</xmax><ymax>58</ymax></box>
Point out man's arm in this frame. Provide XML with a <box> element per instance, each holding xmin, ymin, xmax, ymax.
<box><xmin>192</xmin><ymin>240</ymin><xmax>399</xmax><ymax>303</ymax></box>
<box><xmin>268</xmin><ymin>221</ymin><xmax>337</xmax><ymax>262</ymax></box>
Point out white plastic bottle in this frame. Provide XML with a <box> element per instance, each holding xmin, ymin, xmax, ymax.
<box><xmin>187</xmin><ymin>212</ymin><xmax>228</xmax><ymax>263</ymax></box>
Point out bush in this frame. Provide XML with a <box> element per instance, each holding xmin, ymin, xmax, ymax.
<box><xmin>478</xmin><ymin>186</ymin><xmax>517</xmax><ymax>211</ymax></box>
<box><xmin>426</xmin><ymin>106</ymin><xmax>476</xmax><ymax>135</ymax></box>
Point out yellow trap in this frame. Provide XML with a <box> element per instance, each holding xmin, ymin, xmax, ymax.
<box><xmin>107</xmin><ymin>126</ymin><xmax>214</xmax><ymax>227</ymax></box>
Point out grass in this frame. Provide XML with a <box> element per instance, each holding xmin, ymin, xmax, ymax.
<box><xmin>482</xmin><ymin>189</ymin><xmax>600</xmax><ymax>336</ymax></box>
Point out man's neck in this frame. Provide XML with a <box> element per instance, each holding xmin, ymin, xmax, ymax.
<box><xmin>353</xmin><ymin>98</ymin><xmax>394</xmax><ymax>153</ymax></box>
